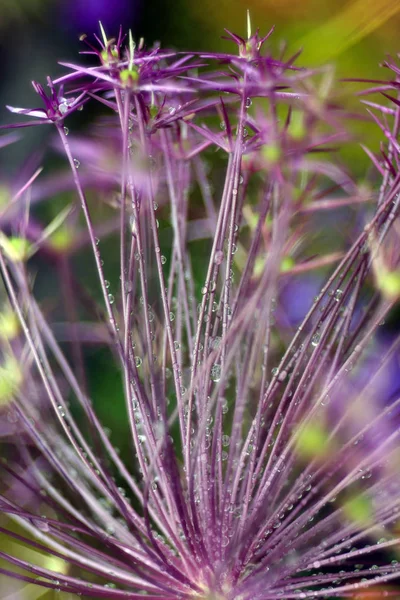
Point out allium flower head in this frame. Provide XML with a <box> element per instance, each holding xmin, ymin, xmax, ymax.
<box><xmin>1</xmin><ymin>21</ymin><xmax>400</xmax><ymax>600</ymax></box>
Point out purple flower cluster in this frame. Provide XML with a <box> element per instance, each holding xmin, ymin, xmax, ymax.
<box><xmin>1</xmin><ymin>21</ymin><xmax>400</xmax><ymax>599</ymax></box>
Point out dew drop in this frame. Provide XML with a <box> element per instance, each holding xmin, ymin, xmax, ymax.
<box><xmin>135</xmin><ymin>356</ymin><xmax>142</xmax><ymax>367</ymax></box>
<box><xmin>59</xmin><ymin>100</ymin><xmax>69</xmax><ymax>114</ymax></box>
<box><xmin>278</xmin><ymin>370</ymin><xmax>287</xmax><ymax>382</ymax></box>
<box><xmin>321</xmin><ymin>394</ymin><xmax>330</xmax><ymax>406</ymax></box>
<box><xmin>63</xmin><ymin>126</ymin><xmax>69</xmax><ymax>136</ymax></box>
<box><xmin>334</xmin><ymin>289</ymin><xmax>343</xmax><ymax>302</ymax></box>
<box><xmin>211</xmin><ymin>363</ymin><xmax>221</xmax><ymax>382</ymax></box>
<box><xmin>6</xmin><ymin>410</ymin><xmax>18</xmax><ymax>424</ymax></box>
<box><xmin>213</xmin><ymin>336</ymin><xmax>221</xmax><ymax>349</ymax></box>
<box><xmin>73</xmin><ymin>158</ymin><xmax>80</xmax><ymax>169</ymax></box>
<box><xmin>222</xmin><ymin>434</ymin><xmax>230</xmax><ymax>447</ymax></box>
<box><xmin>108</xmin><ymin>294</ymin><xmax>114</xmax><ymax>304</ymax></box>
<box><xmin>32</xmin><ymin>517</ymin><xmax>50</xmax><ymax>532</ymax></box>
<box><xmin>311</xmin><ymin>333</ymin><xmax>320</xmax><ymax>347</ymax></box>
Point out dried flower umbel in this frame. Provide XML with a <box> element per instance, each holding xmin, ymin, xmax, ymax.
<box><xmin>1</xmin><ymin>21</ymin><xmax>400</xmax><ymax>599</ymax></box>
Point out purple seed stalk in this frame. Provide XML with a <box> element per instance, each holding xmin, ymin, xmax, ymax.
<box><xmin>1</xmin><ymin>16</ymin><xmax>400</xmax><ymax>600</ymax></box>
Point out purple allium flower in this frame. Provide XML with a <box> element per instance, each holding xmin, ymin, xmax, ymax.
<box><xmin>1</xmin><ymin>21</ymin><xmax>400</xmax><ymax>600</ymax></box>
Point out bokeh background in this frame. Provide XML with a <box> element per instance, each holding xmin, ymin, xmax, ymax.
<box><xmin>2</xmin><ymin>1</ymin><xmax>400</xmax><ymax>599</ymax></box>
<box><xmin>1</xmin><ymin>0</ymin><xmax>400</xmax><ymax>90</ymax></box>
<box><xmin>1</xmin><ymin>0</ymin><xmax>400</xmax><ymax>174</ymax></box>
<box><xmin>2</xmin><ymin>0</ymin><xmax>400</xmax><ymax>119</ymax></box>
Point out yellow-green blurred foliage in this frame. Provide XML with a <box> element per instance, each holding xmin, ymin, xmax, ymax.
<box><xmin>189</xmin><ymin>0</ymin><xmax>400</xmax><ymax>76</ymax></box>
<box><xmin>186</xmin><ymin>0</ymin><xmax>400</xmax><ymax>176</ymax></box>
<box><xmin>294</xmin><ymin>0</ymin><xmax>400</xmax><ymax>174</ymax></box>
<box><xmin>0</xmin><ymin>0</ymin><xmax>50</xmax><ymax>28</ymax></box>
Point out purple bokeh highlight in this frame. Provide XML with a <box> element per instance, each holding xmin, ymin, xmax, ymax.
<box><xmin>59</xmin><ymin>0</ymin><xmax>141</xmax><ymax>33</ymax></box>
